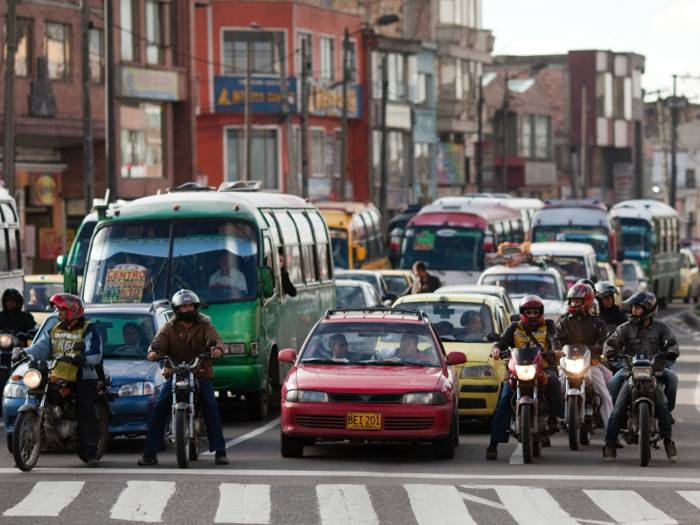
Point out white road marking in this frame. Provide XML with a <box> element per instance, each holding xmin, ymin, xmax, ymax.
<box><xmin>3</xmin><ymin>481</ymin><xmax>84</xmax><ymax>516</ymax></box>
<box><xmin>584</xmin><ymin>490</ymin><xmax>678</xmax><ymax>525</ymax></box>
<box><xmin>458</xmin><ymin>491</ymin><xmax>506</xmax><ymax>510</ymax></box>
<box><xmin>203</xmin><ymin>417</ymin><xmax>281</xmax><ymax>454</ymax></box>
<box><xmin>405</xmin><ymin>484</ymin><xmax>477</xmax><ymax>525</ymax></box>
<box><xmin>215</xmin><ymin>484</ymin><xmax>270</xmax><ymax>524</ymax></box>
<box><xmin>509</xmin><ymin>443</ymin><xmax>523</xmax><ymax>464</ymax></box>
<box><xmin>494</xmin><ymin>486</ymin><xmax>579</xmax><ymax>525</ymax></box>
<box><xmin>110</xmin><ymin>480</ymin><xmax>177</xmax><ymax>522</ymax></box>
<box><xmin>694</xmin><ymin>364</ymin><xmax>700</xmax><ymax>415</ymax></box>
<box><xmin>677</xmin><ymin>491</ymin><xmax>700</xmax><ymax>510</ymax></box>
<box><xmin>316</xmin><ymin>484</ymin><xmax>378</xmax><ymax>525</ymax></box>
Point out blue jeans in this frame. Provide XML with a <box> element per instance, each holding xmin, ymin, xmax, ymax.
<box><xmin>144</xmin><ymin>379</ymin><xmax>227</xmax><ymax>453</ymax></box>
<box><xmin>490</xmin><ymin>369</ymin><xmax>563</xmax><ymax>444</ymax></box>
<box><xmin>604</xmin><ymin>380</ymin><xmax>672</xmax><ymax>444</ymax></box>
<box><xmin>609</xmin><ymin>367</ymin><xmax>677</xmax><ymax>411</ymax></box>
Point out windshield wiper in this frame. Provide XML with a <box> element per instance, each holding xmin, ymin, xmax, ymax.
<box><xmin>301</xmin><ymin>358</ymin><xmax>348</xmax><ymax>365</ymax></box>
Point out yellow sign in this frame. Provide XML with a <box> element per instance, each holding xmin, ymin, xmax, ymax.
<box><xmin>102</xmin><ymin>264</ymin><xmax>147</xmax><ymax>303</ymax></box>
<box><xmin>309</xmin><ymin>84</ymin><xmax>358</xmax><ymax>116</ymax></box>
<box><xmin>35</xmin><ymin>174</ymin><xmax>58</xmax><ymax>206</ymax></box>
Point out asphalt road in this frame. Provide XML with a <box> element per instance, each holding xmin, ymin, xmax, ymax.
<box><xmin>1</xmin><ymin>303</ymin><xmax>699</xmax><ymax>524</ymax></box>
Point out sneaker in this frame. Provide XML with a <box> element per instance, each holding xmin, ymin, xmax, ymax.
<box><xmin>86</xmin><ymin>453</ymin><xmax>99</xmax><ymax>468</ymax></box>
<box><xmin>603</xmin><ymin>443</ymin><xmax>617</xmax><ymax>462</ymax></box>
<box><xmin>615</xmin><ymin>437</ymin><xmax>624</xmax><ymax>449</ymax></box>
<box><xmin>485</xmin><ymin>447</ymin><xmax>498</xmax><ymax>460</ymax></box>
<box><xmin>215</xmin><ymin>450</ymin><xmax>229</xmax><ymax>465</ymax></box>
<box><xmin>137</xmin><ymin>452</ymin><xmax>158</xmax><ymax>466</ymax></box>
<box><xmin>664</xmin><ymin>439</ymin><xmax>677</xmax><ymax>463</ymax></box>
<box><xmin>547</xmin><ymin>419</ymin><xmax>560</xmax><ymax>433</ymax></box>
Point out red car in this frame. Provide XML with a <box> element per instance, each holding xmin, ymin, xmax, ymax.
<box><xmin>279</xmin><ymin>309</ymin><xmax>467</xmax><ymax>458</ymax></box>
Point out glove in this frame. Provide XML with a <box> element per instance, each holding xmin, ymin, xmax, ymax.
<box><xmin>11</xmin><ymin>348</ymin><xmax>26</xmax><ymax>364</ymax></box>
<box><xmin>71</xmin><ymin>354</ymin><xmax>87</xmax><ymax>367</ymax></box>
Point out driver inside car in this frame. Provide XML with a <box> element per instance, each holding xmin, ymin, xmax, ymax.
<box><xmin>122</xmin><ymin>322</ymin><xmax>147</xmax><ymax>348</ymax></box>
<box><xmin>375</xmin><ymin>333</ymin><xmax>431</xmax><ymax>363</ymax></box>
<box><xmin>459</xmin><ymin>311</ymin><xmax>482</xmax><ymax>334</ymax></box>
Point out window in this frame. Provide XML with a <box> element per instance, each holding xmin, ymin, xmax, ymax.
<box><xmin>387</xmin><ymin>53</ymin><xmax>405</xmax><ymax>101</ymax></box>
<box><xmin>439</xmin><ymin>57</ymin><xmax>462</xmax><ymax>99</ymax></box>
<box><xmin>333</xmin><ymin>130</ymin><xmax>341</xmax><ymax>178</ymax></box>
<box><xmin>226</xmin><ymin>128</ymin><xmax>279</xmax><ymax>190</ymax></box>
<box><xmin>45</xmin><ymin>22</ymin><xmax>71</xmax><ymax>80</ymax></box>
<box><xmin>8</xmin><ymin>230</ymin><xmax>20</xmax><ymax>271</ymax></box>
<box><xmin>296</xmin><ymin>32</ymin><xmax>312</xmax><ymax>75</ymax></box>
<box><xmin>415</xmin><ymin>143</ymin><xmax>431</xmax><ymax>184</ymax></box>
<box><xmin>120</xmin><ymin>103</ymin><xmax>163</xmax><ymax>178</ymax></box>
<box><xmin>4</xmin><ymin>18</ymin><xmax>32</xmax><ymax>77</ymax></box>
<box><xmin>596</xmin><ymin>72</ymin><xmax>613</xmax><ymax>118</ymax></box>
<box><xmin>145</xmin><ymin>0</ymin><xmax>165</xmax><ymax>65</ymax></box>
<box><xmin>320</xmin><ymin>36</ymin><xmax>335</xmax><ymax>81</ymax></box>
<box><xmin>688</xmin><ymin>169</ymin><xmax>696</xmax><ymax>189</ymax></box>
<box><xmin>519</xmin><ymin>114</ymin><xmax>532</xmax><ymax>157</ymax></box>
<box><xmin>311</xmin><ymin>129</ymin><xmax>324</xmax><ymax>176</ymax></box>
<box><xmin>519</xmin><ymin>114</ymin><xmax>551</xmax><ymax>159</ymax></box>
<box><xmin>416</xmin><ymin>72</ymin><xmax>430</xmax><ymax>105</ymax></box>
<box><xmin>120</xmin><ymin>0</ymin><xmax>139</xmax><ymax>61</ymax></box>
<box><xmin>373</xmin><ymin>130</ymin><xmax>408</xmax><ymax>187</ymax></box>
<box><xmin>534</xmin><ymin>115</ymin><xmax>551</xmax><ymax>159</ymax></box>
<box><xmin>89</xmin><ymin>28</ymin><xmax>104</xmax><ymax>82</ymax></box>
<box><xmin>346</xmin><ymin>40</ymin><xmax>357</xmax><ymax>83</ymax></box>
<box><xmin>371</xmin><ymin>51</ymin><xmax>382</xmax><ymax>99</ymax></box>
<box><xmin>632</xmin><ymin>69</ymin><xmax>642</xmax><ymax>99</ymax></box>
<box><xmin>223</xmin><ymin>31</ymin><xmax>283</xmax><ymax>74</ymax></box>
<box><xmin>317</xmin><ymin>243</ymin><xmax>331</xmax><ymax>281</ymax></box>
<box><xmin>0</xmin><ymin>231</ymin><xmax>8</xmax><ymax>272</ymax></box>
<box><xmin>439</xmin><ymin>0</ymin><xmax>479</xmax><ymax>26</ymax></box>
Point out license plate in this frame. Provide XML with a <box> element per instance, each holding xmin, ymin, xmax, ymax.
<box><xmin>347</xmin><ymin>412</ymin><xmax>381</xmax><ymax>430</ymax></box>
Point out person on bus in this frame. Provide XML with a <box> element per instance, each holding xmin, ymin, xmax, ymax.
<box><xmin>278</xmin><ymin>249</ymin><xmax>297</xmax><ymax>297</ymax></box>
<box><xmin>209</xmin><ymin>251</ymin><xmax>247</xmax><ymax>293</ymax></box>
<box><xmin>0</xmin><ymin>289</ymin><xmax>36</xmax><ymax>340</ymax></box>
<box><xmin>409</xmin><ymin>261</ymin><xmax>442</xmax><ymax>294</ymax></box>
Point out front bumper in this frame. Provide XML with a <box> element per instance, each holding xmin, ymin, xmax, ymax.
<box><xmin>457</xmin><ymin>378</ymin><xmax>502</xmax><ymax>418</ymax></box>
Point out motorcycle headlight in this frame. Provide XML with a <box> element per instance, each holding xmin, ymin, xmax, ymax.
<box><xmin>402</xmin><ymin>392</ymin><xmax>448</xmax><ymax>405</ymax></box>
<box><xmin>118</xmin><ymin>381</ymin><xmax>156</xmax><ymax>397</ymax></box>
<box><xmin>514</xmin><ymin>364</ymin><xmax>537</xmax><ymax>381</ymax></box>
<box><xmin>633</xmin><ymin>367</ymin><xmax>652</xmax><ymax>380</ymax></box>
<box><xmin>461</xmin><ymin>365</ymin><xmax>495</xmax><ymax>378</ymax></box>
<box><xmin>0</xmin><ymin>334</ymin><xmax>13</xmax><ymax>348</ymax></box>
<box><xmin>23</xmin><ymin>370</ymin><xmax>42</xmax><ymax>389</ymax></box>
<box><xmin>285</xmin><ymin>390</ymin><xmax>329</xmax><ymax>403</ymax></box>
<box><xmin>174</xmin><ymin>378</ymin><xmax>190</xmax><ymax>388</ymax></box>
<box><xmin>3</xmin><ymin>382</ymin><xmax>28</xmax><ymax>398</ymax></box>
<box><xmin>564</xmin><ymin>359</ymin><xmax>585</xmax><ymax>375</ymax></box>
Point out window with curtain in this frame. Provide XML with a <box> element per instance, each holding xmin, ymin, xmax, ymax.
<box><xmin>226</xmin><ymin>129</ymin><xmax>279</xmax><ymax>189</ymax></box>
<box><xmin>311</xmin><ymin>129</ymin><xmax>325</xmax><ymax>176</ymax></box>
<box><xmin>4</xmin><ymin>18</ymin><xmax>33</xmax><ymax>77</ymax></box>
<box><xmin>45</xmin><ymin>21</ymin><xmax>71</xmax><ymax>80</ymax></box>
<box><xmin>320</xmin><ymin>36</ymin><xmax>335</xmax><ymax>81</ymax></box>
<box><xmin>120</xmin><ymin>103</ymin><xmax>163</xmax><ymax>178</ymax></box>
<box><xmin>223</xmin><ymin>31</ymin><xmax>282</xmax><ymax>74</ymax></box>
<box><xmin>89</xmin><ymin>28</ymin><xmax>104</xmax><ymax>82</ymax></box>
<box><xmin>145</xmin><ymin>0</ymin><xmax>165</xmax><ymax>65</ymax></box>
<box><xmin>120</xmin><ymin>0</ymin><xmax>139</xmax><ymax>61</ymax></box>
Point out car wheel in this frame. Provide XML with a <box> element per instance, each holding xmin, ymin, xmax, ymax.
<box><xmin>280</xmin><ymin>430</ymin><xmax>304</xmax><ymax>458</ymax></box>
<box><xmin>433</xmin><ymin>418</ymin><xmax>456</xmax><ymax>459</ymax></box>
<box><xmin>6</xmin><ymin>433</ymin><xmax>12</xmax><ymax>454</ymax></box>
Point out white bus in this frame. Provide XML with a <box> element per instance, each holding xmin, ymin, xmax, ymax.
<box><xmin>0</xmin><ymin>185</ymin><xmax>23</xmax><ymax>294</ymax></box>
<box><xmin>461</xmin><ymin>195</ymin><xmax>543</xmax><ymax>234</ymax></box>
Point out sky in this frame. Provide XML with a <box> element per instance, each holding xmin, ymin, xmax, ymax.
<box><xmin>483</xmin><ymin>0</ymin><xmax>700</xmax><ymax>101</ymax></box>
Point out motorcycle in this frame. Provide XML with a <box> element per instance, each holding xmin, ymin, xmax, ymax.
<box><xmin>11</xmin><ymin>342</ymin><xmax>115</xmax><ymax>472</ymax></box>
<box><xmin>154</xmin><ymin>339</ymin><xmax>215</xmax><ymax>469</ymax></box>
<box><xmin>620</xmin><ymin>337</ymin><xmax>676</xmax><ymax>467</ymax></box>
<box><xmin>0</xmin><ymin>330</ymin><xmax>28</xmax><ymax>396</ymax></box>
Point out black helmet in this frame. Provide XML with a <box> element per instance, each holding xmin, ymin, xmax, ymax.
<box><xmin>171</xmin><ymin>289</ymin><xmax>201</xmax><ymax>323</ymax></box>
<box><xmin>2</xmin><ymin>288</ymin><xmax>24</xmax><ymax>312</ymax></box>
<box><xmin>624</xmin><ymin>291</ymin><xmax>657</xmax><ymax>326</ymax></box>
<box><xmin>576</xmin><ymin>278</ymin><xmax>595</xmax><ymax>289</ymax></box>
<box><xmin>595</xmin><ymin>280</ymin><xmax>618</xmax><ymax>299</ymax></box>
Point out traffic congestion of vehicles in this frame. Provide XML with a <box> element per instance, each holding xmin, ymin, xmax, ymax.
<box><xmin>0</xmin><ymin>188</ymin><xmax>691</xmax><ymax>476</ymax></box>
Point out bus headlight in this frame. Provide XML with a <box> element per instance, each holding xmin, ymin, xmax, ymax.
<box><xmin>633</xmin><ymin>367</ymin><xmax>652</xmax><ymax>380</ymax></box>
<box><xmin>23</xmin><ymin>370</ymin><xmax>42</xmax><ymax>389</ymax></box>
<box><xmin>515</xmin><ymin>365</ymin><xmax>536</xmax><ymax>381</ymax></box>
<box><xmin>285</xmin><ymin>390</ymin><xmax>329</xmax><ymax>403</ymax></box>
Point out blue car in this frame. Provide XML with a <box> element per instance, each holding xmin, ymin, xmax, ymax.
<box><xmin>3</xmin><ymin>302</ymin><xmax>172</xmax><ymax>451</ymax></box>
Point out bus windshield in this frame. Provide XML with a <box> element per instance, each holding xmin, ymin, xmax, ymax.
<box><xmin>532</xmin><ymin>225</ymin><xmax>609</xmax><ymax>262</ymax></box>
<box><xmin>83</xmin><ymin>220</ymin><xmax>258</xmax><ymax>304</ymax></box>
<box><xmin>399</xmin><ymin>226</ymin><xmax>485</xmax><ymax>272</ymax></box>
<box><xmin>621</xmin><ymin>220</ymin><xmax>651</xmax><ymax>259</ymax></box>
<box><xmin>68</xmin><ymin>220</ymin><xmax>97</xmax><ymax>276</ymax></box>
<box><xmin>329</xmin><ymin>228</ymin><xmax>349</xmax><ymax>269</ymax></box>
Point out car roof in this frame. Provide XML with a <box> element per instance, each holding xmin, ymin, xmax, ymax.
<box><xmin>395</xmin><ymin>293</ymin><xmax>500</xmax><ymax>307</ymax></box>
<box><xmin>321</xmin><ymin>309</ymin><xmax>430</xmax><ymax>323</ymax></box>
<box><xmin>435</xmin><ymin>284</ymin><xmax>507</xmax><ymax>294</ymax></box>
<box><xmin>379</xmin><ymin>269</ymin><xmax>413</xmax><ymax>276</ymax></box>
<box><xmin>24</xmin><ymin>274</ymin><xmax>63</xmax><ymax>284</ymax></box>
<box><xmin>482</xmin><ymin>264</ymin><xmax>560</xmax><ymax>275</ymax></box>
<box><xmin>528</xmin><ymin>242</ymin><xmax>596</xmax><ymax>255</ymax></box>
<box><xmin>335</xmin><ymin>279</ymin><xmax>372</xmax><ymax>288</ymax></box>
<box><xmin>316</xmin><ymin>201</ymin><xmax>379</xmax><ymax>215</ymax></box>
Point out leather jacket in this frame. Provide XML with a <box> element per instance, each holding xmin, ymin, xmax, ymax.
<box><xmin>556</xmin><ymin>313</ymin><xmax>608</xmax><ymax>359</ymax></box>
<box><xmin>604</xmin><ymin>319</ymin><xmax>679</xmax><ymax>361</ymax></box>
<box><xmin>599</xmin><ymin>304</ymin><xmax>628</xmax><ymax>327</ymax></box>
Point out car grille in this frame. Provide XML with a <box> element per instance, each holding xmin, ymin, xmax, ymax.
<box><xmin>460</xmin><ymin>385</ymin><xmax>499</xmax><ymax>393</ymax></box>
<box><xmin>295</xmin><ymin>415</ymin><xmax>345</xmax><ymax>429</ymax></box>
<box><xmin>384</xmin><ymin>417</ymin><xmax>434</xmax><ymax>431</ymax></box>
<box><xmin>328</xmin><ymin>393</ymin><xmax>403</xmax><ymax>404</ymax></box>
<box><xmin>459</xmin><ymin>398</ymin><xmax>487</xmax><ymax>409</ymax></box>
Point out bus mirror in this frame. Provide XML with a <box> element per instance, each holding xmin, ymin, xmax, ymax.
<box><xmin>355</xmin><ymin>246</ymin><xmax>367</xmax><ymax>262</ymax></box>
<box><xmin>257</xmin><ymin>266</ymin><xmax>274</xmax><ymax>298</ymax></box>
<box><xmin>56</xmin><ymin>255</ymin><xmax>65</xmax><ymax>272</ymax></box>
<box><xmin>64</xmin><ymin>265</ymin><xmax>78</xmax><ymax>294</ymax></box>
<box><xmin>649</xmin><ymin>232</ymin><xmax>657</xmax><ymax>246</ymax></box>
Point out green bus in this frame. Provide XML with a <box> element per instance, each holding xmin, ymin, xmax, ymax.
<box><xmin>73</xmin><ymin>182</ymin><xmax>335</xmax><ymax>419</ymax></box>
<box><xmin>613</xmin><ymin>200</ymin><xmax>681</xmax><ymax>309</ymax></box>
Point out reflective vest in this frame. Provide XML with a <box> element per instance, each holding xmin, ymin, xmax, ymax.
<box><xmin>50</xmin><ymin>320</ymin><xmax>91</xmax><ymax>382</ymax></box>
<box><xmin>512</xmin><ymin>321</ymin><xmax>555</xmax><ymax>368</ymax></box>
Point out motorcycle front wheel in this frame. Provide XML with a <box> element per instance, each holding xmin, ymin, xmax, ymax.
<box><xmin>519</xmin><ymin>405</ymin><xmax>533</xmax><ymax>464</ymax></box>
<box><xmin>638</xmin><ymin>403</ymin><xmax>651</xmax><ymax>467</ymax></box>
<box><xmin>13</xmin><ymin>411</ymin><xmax>41</xmax><ymax>472</ymax></box>
<box><xmin>175</xmin><ymin>410</ymin><xmax>190</xmax><ymax>469</ymax></box>
<box><xmin>568</xmin><ymin>396</ymin><xmax>579</xmax><ymax>451</ymax></box>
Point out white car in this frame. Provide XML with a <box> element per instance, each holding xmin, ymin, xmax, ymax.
<box><xmin>477</xmin><ymin>264</ymin><xmax>568</xmax><ymax>321</ymax></box>
<box><xmin>528</xmin><ymin>242</ymin><xmax>599</xmax><ymax>289</ymax></box>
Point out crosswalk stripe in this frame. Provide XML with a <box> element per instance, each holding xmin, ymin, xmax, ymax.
<box><xmin>3</xmin><ymin>481</ymin><xmax>84</xmax><ymax>517</ymax></box>
<box><xmin>584</xmin><ymin>490</ymin><xmax>678</xmax><ymax>525</ymax></box>
<box><xmin>215</xmin><ymin>484</ymin><xmax>271</xmax><ymax>524</ymax></box>
<box><xmin>677</xmin><ymin>491</ymin><xmax>700</xmax><ymax>510</ymax></box>
<box><xmin>405</xmin><ymin>484</ymin><xmax>477</xmax><ymax>525</ymax></box>
<box><xmin>110</xmin><ymin>481</ymin><xmax>177</xmax><ymax>522</ymax></box>
<box><xmin>494</xmin><ymin>486</ymin><xmax>579</xmax><ymax>525</ymax></box>
<box><xmin>316</xmin><ymin>485</ymin><xmax>378</xmax><ymax>525</ymax></box>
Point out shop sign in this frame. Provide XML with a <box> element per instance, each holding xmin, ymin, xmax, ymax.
<box><xmin>121</xmin><ymin>67</ymin><xmax>179</xmax><ymax>101</ymax></box>
<box><xmin>215</xmin><ymin>76</ymin><xmax>297</xmax><ymax>114</ymax></box>
<box><xmin>102</xmin><ymin>264</ymin><xmax>148</xmax><ymax>303</ymax></box>
<box><xmin>437</xmin><ymin>143</ymin><xmax>465</xmax><ymax>186</ymax></box>
<box><xmin>33</xmin><ymin>174</ymin><xmax>59</xmax><ymax>206</ymax></box>
<box><xmin>308</xmin><ymin>82</ymin><xmax>362</xmax><ymax>119</ymax></box>
<box><xmin>38</xmin><ymin>228</ymin><xmax>62</xmax><ymax>260</ymax></box>
<box><xmin>385</xmin><ymin>103</ymin><xmax>411</xmax><ymax>130</ymax></box>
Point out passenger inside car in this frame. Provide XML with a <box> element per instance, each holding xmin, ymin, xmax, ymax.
<box><xmin>28</xmin><ymin>287</ymin><xmax>50</xmax><ymax>310</ymax></box>
<box><xmin>375</xmin><ymin>333</ymin><xmax>433</xmax><ymax>363</ymax></box>
<box><xmin>122</xmin><ymin>322</ymin><xmax>149</xmax><ymax>348</ymax></box>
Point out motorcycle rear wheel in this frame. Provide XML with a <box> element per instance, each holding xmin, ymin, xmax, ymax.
<box><xmin>639</xmin><ymin>403</ymin><xmax>651</xmax><ymax>467</ymax></box>
<box><xmin>519</xmin><ymin>405</ymin><xmax>533</xmax><ymax>464</ymax></box>
<box><xmin>13</xmin><ymin>411</ymin><xmax>41</xmax><ymax>472</ymax></box>
<box><xmin>568</xmin><ymin>396</ymin><xmax>579</xmax><ymax>451</ymax></box>
<box><xmin>175</xmin><ymin>410</ymin><xmax>190</xmax><ymax>469</ymax></box>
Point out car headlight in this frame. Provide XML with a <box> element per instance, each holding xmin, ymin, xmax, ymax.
<box><xmin>633</xmin><ymin>367</ymin><xmax>652</xmax><ymax>380</ymax></box>
<box><xmin>514</xmin><ymin>364</ymin><xmax>536</xmax><ymax>381</ymax></box>
<box><xmin>118</xmin><ymin>381</ymin><xmax>156</xmax><ymax>396</ymax></box>
<box><xmin>3</xmin><ymin>382</ymin><xmax>28</xmax><ymax>398</ymax></box>
<box><xmin>0</xmin><ymin>334</ymin><xmax>12</xmax><ymax>348</ymax></box>
<box><xmin>402</xmin><ymin>392</ymin><xmax>448</xmax><ymax>405</ymax></box>
<box><xmin>285</xmin><ymin>390</ymin><xmax>329</xmax><ymax>403</ymax></box>
<box><xmin>23</xmin><ymin>370</ymin><xmax>42</xmax><ymax>389</ymax></box>
<box><xmin>461</xmin><ymin>365</ymin><xmax>494</xmax><ymax>378</ymax></box>
<box><xmin>564</xmin><ymin>359</ymin><xmax>585</xmax><ymax>375</ymax></box>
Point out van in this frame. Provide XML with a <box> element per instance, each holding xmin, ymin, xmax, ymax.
<box><xmin>528</xmin><ymin>242</ymin><xmax>599</xmax><ymax>289</ymax></box>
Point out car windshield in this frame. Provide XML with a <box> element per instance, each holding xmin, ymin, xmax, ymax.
<box><xmin>398</xmin><ymin>302</ymin><xmax>495</xmax><ymax>342</ymax></box>
<box><xmin>24</xmin><ymin>282</ymin><xmax>64</xmax><ymax>312</ymax></box>
<box><xmin>329</xmin><ymin>228</ymin><xmax>349</xmax><ymax>269</ymax></box>
<box><xmin>83</xmin><ymin>220</ymin><xmax>258</xmax><ymax>304</ymax></box>
<box><xmin>623</xmin><ymin>263</ymin><xmax>637</xmax><ymax>282</ymax></box>
<box><xmin>336</xmin><ymin>286</ymin><xmax>367</xmax><ymax>308</ymax></box>
<box><xmin>532</xmin><ymin>225</ymin><xmax>609</xmax><ymax>262</ymax></box>
<box><xmin>383</xmin><ymin>275</ymin><xmax>411</xmax><ymax>295</ymax></box>
<box><xmin>621</xmin><ymin>220</ymin><xmax>651</xmax><ymax>259</ymax></box>
<box><xmin>301</xmin><ymin>322</ymin><xmax>442</xmax><ymax>366</ymax></box>
<box><xmin>400</xmin><ymin>226</ymin><xmax>485</xmax><ymax>271</ymax></box>
<box><xmin>481</xmin><ymin>273</ymin><xmax>560</xmax><ymax>300</ymax></box>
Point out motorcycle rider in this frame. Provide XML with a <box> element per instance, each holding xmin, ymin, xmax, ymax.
<box><xmin>602</xmin><ymin>291</ymin><xmax>678</xmax><ymax>462</ymax></box>
<box><xmin>11</xmin><ymin>294</ymin><xmax>102</xmax><ymax>467</ymax></box>
<box><xmin>138</xmin><ymin>289</ymin><xmax>229</xmax><ymax>466</ymax></box>
<box><xmin>486</xmin><ymin>295</ymin><xmax>564</xmax><ymax>460</ymax></box>
<box><xmin>595</xmin><ymin>281</ymin><xmax>628</xmax><ymax>327</ymax></box>
<box><xmin>0</xmin><ymin>288</ymin><xmax>37</xmax><ymax>341</ymax></box>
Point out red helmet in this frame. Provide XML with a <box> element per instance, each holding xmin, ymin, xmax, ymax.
<box><xmin>519</xmin><ymin>295</ymin><xmax>544</xmax><ymax>327</ymax></box>
<box><xmin>566</xmin><ymin>283</ymin><xmax>594</xmax><ymax>315</ymax></box>
<box><xmin>50</xmin><ymin>293</ymin><xmax>85</xmax><ymax>322</ymax></box>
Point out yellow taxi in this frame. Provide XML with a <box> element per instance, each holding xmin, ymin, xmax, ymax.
<box><xmin>393</xmin><ymin>293</ymin><xmax>510</xmax><ymax>427</ymax></box>
<box><xmin>379</xmin><ymin>269</ymin><xmax>415</xmax><ymax>296</ymax></box>
<box><xmin>23</xmin><ymin>275</ymin><xmax>63</xmax><ymax>325</ymax></box>
<box><xmin>674</xmin><ymin>248</ymin><xmax>700</xmax><ymax>303</ymax></box>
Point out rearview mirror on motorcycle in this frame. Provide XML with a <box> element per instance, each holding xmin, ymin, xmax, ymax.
<box><xmin>664</xmin><ymin>338</ymin><xmax>677</xmax><ymax>349</ymax></box>
<box><xmin>486</xmin><ymin>332</ymin><xmax>501</xmax><ymax>343</ymax></box>
<box><xmin>72</xmin><ymin>342</ymin><xmax>86</xmax><ymax>352</ymax></box>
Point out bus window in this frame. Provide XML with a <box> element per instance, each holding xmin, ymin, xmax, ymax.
<box><xmin>301</xmin><ymin>245</ymin><xmax>318</xmax><ymax>283</ymax></box>
<box><xmin>511</xmin><ymin>219</ymin><xmax>523</xmax><ymax>243</ymax></box>
<box><xmin>291</xmin><ymin>212</ymin><xmax>317</xmax><ymax>284</ymax></box>
<box><xmin>360</xmin><ymin>212</ymin><xmax>378</xmax><ymax>262</ymax></box>
<box><xmin>273</xmin><ymin>211</ymin><xmax>299</xmax><ymax>246</ymax></box>
<box><xmin>290</xmin><ymin>211</ymin><xmax>314</xmax><ymax>244</ymax></box>
<box><xmin>317</xmin><ymin>243</ymin><xmax>331</xmax><ymax>281</ymax></box>
<box><xmin>286</xmin><ymin>245</ymin><xmax>303</xmax><ymax>285</ymax></box>
<box><xmin>262</xmin><ymin>211</ymin><xmax>281</xmax><ymax>246</ymax></box>
<box><xmin>368</xmin><ymin>210</ymin><xmax>385</xmax><ymax>259</ymax></box>
<box><xmin>494</xmin><ymin>223</ymin><xmax>504</xmax><ymax>246</ymax></box>
<box><xmin>307</xmin><ymin>212</ymin><xmax>329</xmax><ymax>244</ymax></box>
<box><xmin>0</xmin><ymin>204</ymin><xmax>16</xmax><ymax>223</ymax></box>
<box><xmin>0</xmin><ymin>230</ymin><xmax>8</xmax><ymax>272</ymax></box>
<box><xmin>502</xmin><ymin>221</ymin><xmax>512</xmax><ymax>242</ymax></box>
<box><xmin>8</xmin><ymin>229</ymin><xmax>19</xmax><ymax>271</ymax></box>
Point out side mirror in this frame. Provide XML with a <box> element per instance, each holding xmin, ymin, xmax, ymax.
<box><xmin>256</xmin><ymin>266</ymin><xmax>274</xmax><ymax>298</ymax></box>
<box><xmin>486</xmin><ymin>332</ymin><xmax>501</xmax><ymax>342</ymax></box>
<box><xmin>510</xmin><ymin>314</ymin><xmax>520</xmax><ymax>322</ymax></box>
<box><xmin>278</xmin><ymin>349</ymin><xmax>297</xmax><ymax>364</ymax></box>
<box><xmin>56</xmin><ymin>254</ymin><xmax>65</xmax><ymax>272</ymax></box>
<box><xmin>384</xmin><ymin>292</ymin><xmax>398</xmax><ymax>302</ymax></box>
<box><xmin>355</xmin><ymin>245</ymin><xmax>367</xmax><ymax>262</ymax></box>
<box><xmin>72</xmin><ymin>341</ymin><xmax>86</xmax><ymax>352</ymax></box>
<box><xmin>64</xmin><ymin>265</ymin><xmax>78</xmax><ymax>294</ymax></box>
<box><xmin>207</xmin><ymin>340</ymin><xmax>217</xmax><ymax>347</ymax></box>
<box><xmin>664</xmin><ymin>338</ymin><xmax>677</xmax><ymax>349</ymax></box>
<box><xmin>446</xmin><ymin>351</ymin><xmax>467</xmax><ymax>366</ymax></box>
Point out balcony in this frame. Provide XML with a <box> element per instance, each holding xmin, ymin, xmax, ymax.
<box><xmin>435</xmin><ymin>25</ymin><xmax>494</xmax><ymax>63</ymax></box>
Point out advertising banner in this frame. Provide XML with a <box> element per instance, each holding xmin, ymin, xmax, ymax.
<box><xmin>308</xmin><ymin>82</ymin><xmax>363</xmax><ymax>119</ymax></box>
<box><xmin>215</xmin><ymin>76</ymin><xmax>297</xmax><ymax>114</ymax></box>
<box><xmin>38</xmin><ymin>228</ymin><xmax>62</xmax><ymax>260</ymax></box>
<box><xmin>102</xmin><ymin>264</ymin><xmax>147</xmax><ymax>303</ymax></box>
<box><xmin>121</xmin><ymin>67</ymin><xmax>179</xmax><ymax>101</ymax></box>
<box><xmin>437</xmin><ymin>143</ymin><xmax>465</xmax><ymax>186</ymax></box>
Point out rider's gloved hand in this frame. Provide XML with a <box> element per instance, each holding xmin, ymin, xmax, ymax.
<box><xmin>70</xmin><ymin>354</ymin><xmax>87</xmax><ymax>367</ymax></box>
<box><xmin>11</xmin><ymin>347</ymin><xmax>26</xmax><ymax>364</ymax></box>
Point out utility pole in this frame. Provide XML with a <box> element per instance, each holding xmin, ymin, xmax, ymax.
<box><xmin>657</xmin><ymin>97</ymin><xmax>670</xmax><ymax>204</ymax></box>
<box><xmin>300</xmin><ymin>39</ymin><xmax>310</xmax><ymax>199</ymax></box>
<box><xmin>243</xmin><ymin>38</ymin><xmax>252</xmax><ymax>181</ymax></box>
<box><xmin>339</xmin><ymin>28</ymin><xmax>350</xmax><ymax>200</ymax></box>
<box><xmin>105</xmin><ymin>0</ymin><xmax>116</xmax><ymax>200</ymax></box>
<box><xmin>277</xmin><ymin>34</ymin><xmax>297</xmax><ymax>195</ymax></box>
<box><xmin>476</xmin><ymin>75</ymin><xmax>483</xmax><ymax>193</ymax></box>
<box><xmin>82</xmin><ymin>0</ymin><xmax>95</xmax><ymax>213</ymax></box>
<box><xmin>669</xmin><ymin>75</ymin><xmax>678</xmax><ymax>210</ymax></box>
<box><xmin>580</xmin><ymin>85</ymin><xmax>587</xmax><ymax>200</ymax></box>
<box><xmin>499</xmin><ymin>72</ymin><xmax>509</xmax><ymax>194</ymax></box>
<box><xmin>379</xmin><ymin>52</ymin><xmax>389</xmax><ymax>221</ymax></box>
<box><xmin>3</xmin><ymin>0</ymin><xmax>17</xmax><ymax>195</ymax></box>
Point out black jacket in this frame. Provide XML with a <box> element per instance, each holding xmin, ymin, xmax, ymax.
<box><xmin>281</xmin><ymin>269</ymin><xmax>297</xmax><ymax>297</ymax></box>
<box><xmin>604</xmin><ymin>319</ymin><xmax>679</xmax><ymax>361</ymax></box>
<box><xmin>0</xmin><ymin>310</ymin><xmax>37</xmax><ymax>338</ymax></box>
<box><xmin>410</xmin><ymin>274</ymin><xmax>442</xmax><ymax>295</ymax></box>
<box><xmin>556</xmin><ymin>313</ymin><xmax>608</xmax><ymax>351</ymax></box>
<box><xmin>599</xmin><ymin>304</ymin><xmax>628</xmax><ymax>327</ymax></box>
